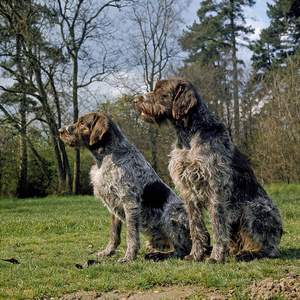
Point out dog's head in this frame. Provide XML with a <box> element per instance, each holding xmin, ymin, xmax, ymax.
<box><xmin>134</xmin><ymin>78</ymin><xmax>198</xmax><ymax>125</ymax></box>
<box><xmin>59</xmin><ymin>112</ymin><xmax>120</xmax><ymax>149</ymax></box>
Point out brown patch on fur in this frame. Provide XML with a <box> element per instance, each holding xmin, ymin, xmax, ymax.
<box><xmin>145</xmin><ymin>239</ymin><xmax>173</xmax><ymax>253</ymax></box>
<box><xmin>172</xmin><ymin>81</ymin><xmax>197</xmax><ymax>119</ymax></box>
<box><xmin>234</xmin><ymin>231</ymin><xmax>265</xmax><ymax>261</ymax></box>
<box><xmin>89</xmin><ymin>114</ymin><xmax>109</xmax><ymax>146</ymax></box>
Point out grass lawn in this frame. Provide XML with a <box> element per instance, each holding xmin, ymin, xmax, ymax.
<box><xmin>0</xmin><ymin>183</ymin><xmax>299</xmax><ymax>299</ymax></box>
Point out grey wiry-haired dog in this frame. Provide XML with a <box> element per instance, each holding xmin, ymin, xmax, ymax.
<box><xmin>134</xmin><ymin>78</ymin><xmax>283</xmax><ymax>263</ymax></box>
<box><xmin>59</xmin><ymin>111</ymin><xmax>201</xmax><ymax>263</ymax></box>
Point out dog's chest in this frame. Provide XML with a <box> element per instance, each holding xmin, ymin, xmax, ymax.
<box><xmin>169</xmin><ymin>144</ymin><xmax>230</xmax><ymax>201</ymax></box>
<box><xmin>169</xmin><ymin>147</ymin><xmax>207</xmax><ymax>193</ymax></box>
<box><xmin>90</xmin><ymin>160</ymin><xmax>127</xmax><ymax>219</ymax></box>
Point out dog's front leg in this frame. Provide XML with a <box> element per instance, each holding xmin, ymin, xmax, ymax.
<box><xmin>96</xmin><ymin>214</ymin><xmax>122</xmax><ymax>258</ymax></box>
<box><xmin>206</xmin><ymin>195</ymin><xmax>229</xmax><ymax>264</ymax></box>
<box><xmin>184</xmin><ymin>198</ymin><xmax>209</xmax><ymax>262</ymax></box>
<box><xmin>118</xmin><ymin>204</ymin><xmax>140</xmax><ymax>263</ymax></box>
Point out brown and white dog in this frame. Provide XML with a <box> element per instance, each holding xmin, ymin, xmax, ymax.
<box><xmin>59</xmin><ymin>111</ymin><xmax>203</xmax><ymax>262</ymax></box>
<box><xmin>134</xmin><ymin>78</ymin><xmax>283</xmax><ymax>263</ymax></box>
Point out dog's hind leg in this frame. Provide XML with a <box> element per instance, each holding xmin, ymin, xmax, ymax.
<box><xmin>96</xmin><ymin>214</ymin><xmax>122</xmax><ymax>258</ymax></box>
<box><xmin>235</xmin><ymin>199</ymin><xmax>282</xmax><ymax>261</ymax></box>
<box><xmin>145</xmin><ymin>202</ymin><xmax>195</xmax><ymax>262</ymax></box>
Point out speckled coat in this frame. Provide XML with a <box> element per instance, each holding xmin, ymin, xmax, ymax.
<box><xmin>59</xmin><ymin>111</ymin><xmax>195</xmax><ymax>262</ymax></box>
<box><xmin>134</xmin><ymin>78</ymin><xmax>283</xmax><ymax>263</ymax></box>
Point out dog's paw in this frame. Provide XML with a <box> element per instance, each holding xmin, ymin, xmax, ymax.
<box><xmin>184</xmin><ymin>252</ymin><xmax>204</xmax><ymax>262</ymax></box>
<box><xmin>205</xmin><ymin>256</ymin><xmax>225</xmax><ymax>264</ymax></box>
<box><xmin>235</xmin><ymin>250</ymin><xmax>263</xmax><ymax>262</ymax></box>
<box><xmin>95</xmin><ymin>250</ymin><xmax>114</xmax><ymax>258</ymax></box>
<box><xmin>118</xmin><ymin>257</ymin><xmax>133</xmax><ymax>263</ymax></box>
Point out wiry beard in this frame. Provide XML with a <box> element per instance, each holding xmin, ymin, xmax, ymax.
<box><xmin>59</xmin><ymin>133</ymin><xmax>87</xmax><ymax>148</ymax></box>
<box><xmin>140</xmin><ymin>104</ymin><xmax>171</xmax><ymax>126</ymax></box>
<box><xmin>140</xmin><ymin>112</ymin><xmax>156</xmax><ymax>124</ymax></box>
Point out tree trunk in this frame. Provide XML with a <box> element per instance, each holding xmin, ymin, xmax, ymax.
<box><xmin>16</xmin><ymin>34</ymin><xmax>27</xmax><ymax>198</ymax></box>
<box><xmin>17</xmin><ymin>93</ymin><xmax>28</xmax><ymax>198</ymax></box>
<box><xmin>51</xmin><ymin>72</ymin><xmax>72</xmax><ymax>194</ymax></box>
<box><xmin>73</xmin><ymin>149</ymin><xmax>80</xmax><ymax>194</ymax></box>
<box><xmin>148</xmin><ymin>74</ymin><xmax>158</xmax><ymax>172</ymax></box>
<box><xmin>149</xmin><ymin>125</ymin><xmax>158</xmax><ymax>172</ymax></box>
<box><xmin>230</xmin><ymin>0</ymin><xmax>239</xmax><ymax>143</ymax></box>
<box><xmin>34</xmin><ymin>66</ymin><xmax>67</xmax><ymax>193</ymax></box>
<box><xmin>59</xmin><ymin>140</ymin><xmax>72</xmax><ymax>194</ymax></box>
<box><xmin>72</xmin><ymin>53</ymin><xmax>80</xmax><ymax>195</ymax></box>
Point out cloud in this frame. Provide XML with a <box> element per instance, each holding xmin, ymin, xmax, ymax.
<box><xmin>251</xmin><ymin>27</ymin><xmax>263</xmax><ymax>41</ymax></box>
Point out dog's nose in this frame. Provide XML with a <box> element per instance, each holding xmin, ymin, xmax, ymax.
<box><xmin>58</xmin><ymin>128</ymin><xmax>64</xmax><ymax>134</ymax></box>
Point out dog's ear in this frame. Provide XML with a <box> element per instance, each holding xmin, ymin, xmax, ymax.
<box><xmin>172</xmin><ymin>82</ymin><xmax>197</xmax><ymax>119</ymax></box>
<box><xmin>89</xmin><ymin>114</ymin><xmax>109</xmax><ymax>147</ymax></box>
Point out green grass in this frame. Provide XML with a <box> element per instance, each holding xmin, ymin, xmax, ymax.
<box><xmin>0</xmin><ymin>184</ymin><xmax>299</xmax><ymax>299</ymax></box>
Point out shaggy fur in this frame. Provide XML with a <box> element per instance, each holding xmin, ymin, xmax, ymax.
<box><xmin>134</xmin><ymin>78</ymin><xmax>283</xmax><ymax>263</ymax></box>
<box><xmin>59</xmin><ymin>111</ymin><xmax>202</xmax><ymax>262</ymax></box>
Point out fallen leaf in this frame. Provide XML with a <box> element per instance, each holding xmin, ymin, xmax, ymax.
<box><xmin>75</xmin><ymin>260</ymin><xmax>100</xmax><ymax>269</ymax></box>
<box><xmin>1</xmin><ymin>258</ymin><xmax>20</xmax><ymax>264</ymax></box>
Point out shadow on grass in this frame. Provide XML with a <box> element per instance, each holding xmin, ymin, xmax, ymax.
<box><xmin>279</xmin><ymin>248</ymin><xmax>300</xmax><ymax>260</ymax></box>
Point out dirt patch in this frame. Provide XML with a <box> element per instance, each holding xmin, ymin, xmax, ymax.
<box><xmin>56</xmin><ymin>276</ymin><xmax>300</xmax><ymax>300</ymax></box>
<box><xmin>57</xmin><ymin>286</ymin><xmax>226</xmax><ymax>300</ymax></box>
<box><xmin>242</xmin><ymin>276</ymin><xmax>300</xmax><ymax>300</ymax></box>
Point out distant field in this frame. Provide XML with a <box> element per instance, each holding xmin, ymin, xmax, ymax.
<box><xmin>0</xmin><ymin>183</ymin><xmax>299</xmax><ymax>299</ymax></box>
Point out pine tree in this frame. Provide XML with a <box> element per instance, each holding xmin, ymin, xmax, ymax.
<box><xmin>179</xmin><ymin>0</ymin><xmax>255</xmax><ymax>142</ymax></box>
<box><xmin>251</xmin><ymin>0</ymin><xmax>300</xmax><ymax>72</ymax></box>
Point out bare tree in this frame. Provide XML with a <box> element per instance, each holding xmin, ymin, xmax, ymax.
<box><xmin>124</xmin><ymin>0</ymin><xmax>190</xmax><ymax>171</ymax></box>
<box><xmin>54</xmin><ymin>0</ymin><xmax>132</xmax><ymax>194</ymax></box>
<box><xmin>127</xmin><ymin>0</ymin><xmax>188</xmax><ymax>90</ymax></box>
<box><xmin>252</xmin><ymin>58</ymin><xmax>300</xmax><ymax>183</ymax></box>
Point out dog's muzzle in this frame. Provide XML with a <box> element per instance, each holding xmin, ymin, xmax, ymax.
<box><xmin>58</xmin><ymin>126</ymin><xmax>70</xmax><ymax>135</ymax></box>
<box><xmin>134</xmin><ymin>94</ymin><xmax>149</xmax><ymax>105</ymax></box>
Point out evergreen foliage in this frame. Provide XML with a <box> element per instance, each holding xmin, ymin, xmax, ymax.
<box><xmin>251</xmin><ymin>0</ymin><xmax>300</xmax><ymax>71</ymax></box>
